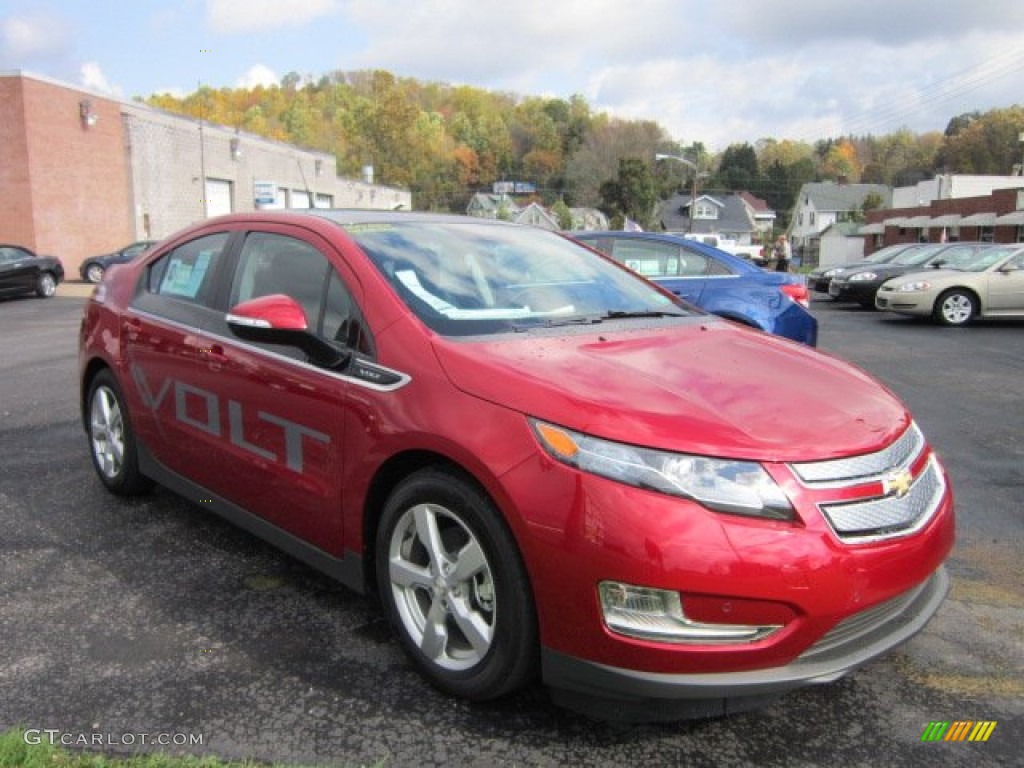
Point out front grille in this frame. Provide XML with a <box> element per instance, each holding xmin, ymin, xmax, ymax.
<box><xmin>788</xmin><ymin>422</ymin><xmax>946</xmax><ymax>544</ymax></box>
<box><xmin>791</xmin><ymin>423</ymin><xmax>924</xmax><ymax>486</ymax></box>
<box><xmin>820</xmin><ymin>457</ymin><xmax>945</xmax><ymax>542</ymax></box>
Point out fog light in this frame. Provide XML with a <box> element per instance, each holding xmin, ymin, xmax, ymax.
<box><xmin>598</xmin><ymin>582</ymin><xmax>782</xmax><ymax>644</ymax></box>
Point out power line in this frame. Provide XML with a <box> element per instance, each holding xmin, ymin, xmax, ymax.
<box><xmin>818</xmin><ymin>48</ymin><xmax>1024</xmax><ymax>139</ymax></box>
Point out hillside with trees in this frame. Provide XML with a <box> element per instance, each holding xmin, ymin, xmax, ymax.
<box><xmin>145</xmin><ymin>71</ymin><xmax>1024</xmax><ymax>229</ymax></box>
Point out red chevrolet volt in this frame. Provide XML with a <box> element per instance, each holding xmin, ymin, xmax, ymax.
<box><xmin>79</xmin><ymin>211</ymin><xmax>953</xmax><ymax>720</ymax></box>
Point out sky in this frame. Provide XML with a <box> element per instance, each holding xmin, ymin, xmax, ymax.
<box><xmin>3</xmin><ymin>0</ymin><xmax>1024</xmax><ymax>150</ymax></box>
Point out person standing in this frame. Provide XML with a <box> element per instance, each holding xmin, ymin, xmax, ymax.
<box><xmin>774</xmin><ymin>234</ymin><xmax>792</xmax><ymax>272</ymax></box>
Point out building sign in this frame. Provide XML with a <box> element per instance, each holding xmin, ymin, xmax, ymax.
<box><xmin>254</xmin><ymin>181</ymin><xmax>278</xmax><ymax>206</ymax></box>
<box><xmin>493</xmin><ymin>181</ymin><xmax>537</xmax><ymax>195</ymax></box>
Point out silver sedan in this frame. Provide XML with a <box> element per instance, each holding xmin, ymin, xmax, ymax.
<box><xmin>875</xmin><ymin>244</ymin><xmax>1024</xmax><ymax>325</ymax></box>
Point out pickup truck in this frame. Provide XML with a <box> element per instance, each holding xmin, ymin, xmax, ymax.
<box><xmin>682</xmin><ymin>234</ymin><xmax>765</xmax><ymax>264</ymax></box>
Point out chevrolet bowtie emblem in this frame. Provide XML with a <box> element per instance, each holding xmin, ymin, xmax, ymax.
<box><xmin>883</xmin><ymin>469</ymin><xmax>913</xmax><ymax>498</ymax></box>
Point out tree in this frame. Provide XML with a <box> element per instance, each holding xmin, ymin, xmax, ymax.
<box><xmin>821</xmin><ymin>139</ymin><xmax>862</xmax><ymax>181</ymax></box>
<box><xmin>935</xmin><ymin>106</ymin><xmax>1024</xmax><ymax>174</ymax></box>
<box><xmin>550</xmin><ymin>199</ymin><xmax>573</xmax><ymax>230</ymax></box>
<box><xmin>564</xmin><ymin>117</ymin><xmax>671</xmax><ymax>206</ymax></box>
<box><xmin>714</xmin><ymin>143</ymin><xmax>758</xmax><ymax>191</ymax></box>
<box><xmin>599</xmin><ymin>157</ymin><xmax>658</xmax><ymax>229</ymax></box>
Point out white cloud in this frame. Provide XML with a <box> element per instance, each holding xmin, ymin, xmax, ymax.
<box><xmin>206</xmin><ymin>0</ymin><xmax>340</xmax><ymax>34</ymax></box>
<box><xmin>80</xmin><ymin>61</ymin><xmax>122</xmax><ymax>97</ymax></box>
<box><xmin>236</xmin><ymin>63</ymin><xmax>278</xmax><ymax>88</ymax></box>
<box><xmin>0</xmin><ymin>12</ymin><xmax>72</xmax><ymax>60</ymax></box>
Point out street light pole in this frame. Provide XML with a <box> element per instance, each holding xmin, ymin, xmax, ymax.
<box><xmin>656</xmin><ymin>152</ymin><xmax>699</xmax><ymax>233</ymax></box>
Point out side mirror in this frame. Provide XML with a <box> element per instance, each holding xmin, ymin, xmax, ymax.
<box><xmin>929</xmin><ymin>259</ymin><xmax>945</xmax><ymax>269</ymax></box>
<box><xmin>227</xmin><ymin>294</ymin><xmax>350</xmax><ymax>369</ymax></box>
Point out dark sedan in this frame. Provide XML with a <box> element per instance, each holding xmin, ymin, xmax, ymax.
<box><xmin>808</xmin><ymin>243</ymin><xmax>917</xmax><ymax>294</ymax></box>
<box><xmin>79</xmin><ymin>240</ymin><xmax>157</xmax><ymax>283</ymax></box>
<box><xmin>0</xmin><ymin>244</ymin><xmax>64</xmax><ymax>299</ymax></box>
<box><xmin>572</xmin><ymin>231</ymin><xmax>817</xmax><ymax>346</ymax></box>
<box><xmin>825</xmin><ymin>242</ymin><xmax>980</xmax><ymax>308</ymax></box>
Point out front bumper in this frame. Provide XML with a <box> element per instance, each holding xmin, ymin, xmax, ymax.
<box><xmin>829</xmin><ymin>278</ymin><xmax>880</xmax><ymax>303</ymax></box>
<box><xmin>876</xmin><ymin>289</ymin><xmax>933</xmax><ymax>315</ymax></box>
<box><xmin>543</xmin><ymin>566</ymin><xmax>949</xmax><ymax>720</ymax></box>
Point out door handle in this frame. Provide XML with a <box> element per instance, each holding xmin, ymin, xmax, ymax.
<box><xmin>202</xmin><ymin>344</ymin><xmax>230</xmax><ymax>365</ymax></box>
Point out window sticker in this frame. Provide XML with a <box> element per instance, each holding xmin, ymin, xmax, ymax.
<box><xmin>395</xmin><ymin>269</ymin><xmax>575</xmax><ymax>319</ymax></box>
<box><xmin>160</xmin><ymin>250</ymin><xmax>213</xmax><ymax>299</ymax></box>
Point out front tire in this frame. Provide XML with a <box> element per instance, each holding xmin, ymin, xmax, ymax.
<box><xmin>934</xmin><ymin>289</ymin><xmax>977</xmax><ymax>326</ymax></box>
<box><xmin>35</xmin><ymin>271</ymin><xmax>57</xmax><ymax>298</ymax></box>
<box><xmin>86</xmin><ymin>370</ymin><xmax>152</xmax><ymax>495</ymax></box>
<box><xmin>85</xmin><ymin>263</ymin><xmax>105</xmax><ymax>283</ymax></box>
<box><xmin>376</xmin><ymin>468</ymin><xmax>537</xmax><ymax>700</ymax></box>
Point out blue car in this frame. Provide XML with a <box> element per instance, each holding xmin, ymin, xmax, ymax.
<box><xmin>572</xmin><ymin>231</ymin><xmax>817</xmax><ymax>346</ymax></box>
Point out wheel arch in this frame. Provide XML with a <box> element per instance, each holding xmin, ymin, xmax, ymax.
<box><xmin>80</xmin><ymin>357</ymin><xmax>113</xmax><ymax>432</ymax></box>
<box><xmin>360</xmin><ymin>450</ymin><xmax>533</xmax><ymax>602</ymax></box>
<box><xmin>937</xmin><ymin>284</ymin><xmax>982</xmax><ymax>309</ymax></box>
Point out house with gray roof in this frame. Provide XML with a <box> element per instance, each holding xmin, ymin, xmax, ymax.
<box><xmin>656</xmin><ymin>191</ymin><xmax>770</xmax><ymax>244</ymax></box>
<box><xmin>466</xmin><ymin>192</ymin><xmax>521</xmax><ymax>220</ymax></box>
<box><xmin>790</xmin><ymin>181</ymin><xmax>891</xmax><ymax>265</ymax></box>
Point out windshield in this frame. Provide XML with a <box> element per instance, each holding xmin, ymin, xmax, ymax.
<box><xmin>940</xmin><ymin>246</ymin><xmax>1018</xmax><ymax>272</ymax></box>
<box><xmin>343</xmin><ymin>221</ymin><xmax>696</xmax><ymax>336</ymax></box>
<box><xmin>865</xmin><ymin>244</ymin><xmax>910</xmax><ymax>263</ymax></box>
<box><xmin>893</xmin><ymin>245</ymin><xmax>945</xmax><ymax>266</ymax></box>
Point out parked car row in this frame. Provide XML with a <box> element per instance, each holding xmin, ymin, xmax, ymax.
<box><xmin>813</xmin><ymin>241</ymin><xmax>1024</xmax><ymax>326</ymax></box>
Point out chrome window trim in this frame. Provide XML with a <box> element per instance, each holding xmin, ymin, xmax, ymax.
<box><xmin>129</xmin><ymin>308</ymin><xmax>411</xmax><ymax>393</ymax></box>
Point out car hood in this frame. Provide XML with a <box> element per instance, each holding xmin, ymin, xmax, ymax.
<box><xmin>842</xmin><ymin>262</ymin><xmax>928</xmax><ymax>279</ymax></box>
<box><xmin>883</xmin><ymin>268</ymin><xmax>978</xmax><ymax>287</ymax></box>
<box><xmin>432</xmin><ymin>318</ymin><xmax>908</xmax><ymax>462</ymax></box>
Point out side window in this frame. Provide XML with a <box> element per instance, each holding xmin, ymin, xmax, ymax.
<box><xmin>230</xmin><ymin>232</ymin><xmax>373</xmax><ymax>353</ymax></box>
<box><xmin>707</xmin><ymin>258</ymin><xmax>733</xmax><ymax>276</ymax></box>
<box><xmin>611</xmin><ymin>240</ymin><xmax>685</xmax><ymax>278</ymax></box>
<box><xmin>323</xmin><ymin>269</ymin><xmax>373</xmax><ymax>355</ymax></box>
<box><xmin>584</xmin><ymin>238</ymin><xmax>615</xmax><ymax>257</ymax></box>
<box><xmin>147</xmin><ymin>233</ymin><xmax>230</xmax><ymax>307</ymax></box>
<box><xmin>677</xmin><ymin>252</ymin><xmax>710</xmax><ymax>277</ymax></box>
<box><xmin>231</xmin><ymin>233</ymin><xmax>329</xmax><ymax>330</ymax></box>
<box><xmin>0</xmin><ymin>246</ymin><xmax>29</xmax><ymax>264</ymax></box>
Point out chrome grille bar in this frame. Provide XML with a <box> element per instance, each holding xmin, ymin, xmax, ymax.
<box><xmin>790</xmin><ymin>422</ymin><xmax>924</xmax><ymax>487</ymax></box>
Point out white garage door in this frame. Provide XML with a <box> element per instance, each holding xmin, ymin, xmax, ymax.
<box><xmin>205</xmin><ymin>179</ymin><xmax>233</xmax><ymax>217</ymax></box>
<box><xmin>290</xmin><ymin>190</ymin><xmax>310</xmax><ymax>209</ymax></box>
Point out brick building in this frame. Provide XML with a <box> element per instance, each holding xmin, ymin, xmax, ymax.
<box><xmin>861</xmin><ymin>180</ymin><xmax>1024</xmax><ymax>253</ymax></box>
<box><xmin>0</xmin><ymin>71</ymin><xmax>411</xmax><ymax>277</ymax></box>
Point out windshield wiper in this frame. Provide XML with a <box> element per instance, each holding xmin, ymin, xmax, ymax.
<box><xmin>511</xmin><ymin>316</ymin><xmax>604</xmax><ymax>331</ymax></box>
<box><xmin>603</xmin><ymin>309</ymin><xmax>689</xmax><ymax>319</ymax></box>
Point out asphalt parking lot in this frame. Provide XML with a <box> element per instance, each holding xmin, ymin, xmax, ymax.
<box><xmin>1</xmin><ymin>285</ymin><xmax>1021</xmax><ymax>767</ymax></box>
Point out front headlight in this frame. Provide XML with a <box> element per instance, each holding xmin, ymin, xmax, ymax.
<box><xmin>849</xmin><ymin>272</ymin><xmax>878</xmax><ymax>282</ymax></box>
<box><xmin>894</xmin><ymin>281</ymin><xmax>930</xmax><ymax>292</ymax></box>
<box><xmin>531</xmin><ymin>420</ymin><xmax>794</xmax><ymax>520</ymax></box>
<box><xmin>822</xmin><ymin>268</ymin><xmax>842</xmax><ymax>278</ymax></box>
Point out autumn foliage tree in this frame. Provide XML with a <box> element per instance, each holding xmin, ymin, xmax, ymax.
<box><xmin>145</xmin><ymin>70</ymin><xmax>1022</xmax><ymax>217</ymax></box>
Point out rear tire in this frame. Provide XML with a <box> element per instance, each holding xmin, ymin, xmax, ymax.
<box><xmin>86</xmin><ymin>370</ymin><xmax>152</xmax><ymax>496</ymax></box>
<box><xmin>933</xmin><ymin>289</ymin><xmax>977</xmax><ymax>326</ymax></box>
<box><xmin>376</xmin><ymin>468</ymin><xmax>537</xmax><ymax>700</ymax></box>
